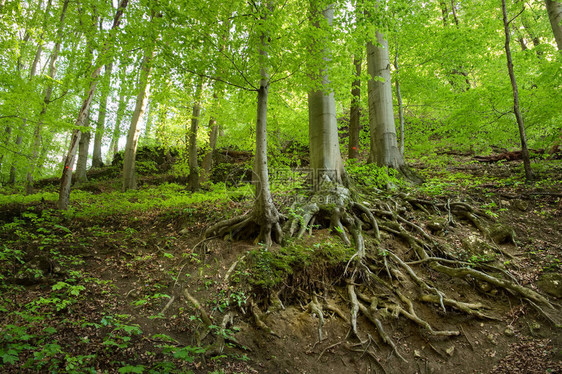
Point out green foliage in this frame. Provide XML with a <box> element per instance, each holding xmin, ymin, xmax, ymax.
<box><xmin>345</xmin><ymin>159</ymin><xmax>404</xmax><ymax>190</ymax></box>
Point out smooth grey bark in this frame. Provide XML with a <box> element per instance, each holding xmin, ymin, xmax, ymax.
<box><xmin>122</xmin><ymin>46</ymin><xmax>155</xmax><ymax>191</ymax></box>
<box><xmin>58</xmin><ymin>0</ymin><xmax>129</xmax><ymax>209</ymax></box>
<box><xmin>502</xmin><ymin>0</ymin><xmax>533</xmax><ymax>181</ymax></box>
<box><xmin>546</xmin><ymin>0</ymin><xmax>562</xmax><ymax>50</ymax></box>
<box><xmin>251</xmin><ymin>4</ymin><xmax>281</xmax><ymax>246</ymax></box>
<box><xmin>308</xmin><ymin>4</ymin><xmax>346</xmax><ymax>186</ymax></box>
<box><xmin>366</xmin><ymin>32</ymin><xmax>404</xmax><ymax>169</ymax></box>
<box><xmin>187</xmin><ymin>78</ymin><xmax>203</xmax><ymax>191</ymax></box>
<box><xmin>107</xmin><ymin>91</ymin><xmax>127</xmax><ymax>164</ymax></box>
<box><xmin>75</xmin><ymin>119</ymin><xmax>91</xmax><ymax>184</ymax></box>
<box><xmin>26</xmin><ymin>0</ymin><xmax>69</xmax><ymax>193</ymax></box>
<box><xmin>142</xmin><ymin>101</ymin><xmax>153</xmax><ymax>143</ymax></box>
<box><xmin>92</xmin><ymin>63</ymin><xmax>113</xmax><ymax>168</ymax></box>
<box><xmin>348</xmin><ymin>55</ymin><xmax>361</xmax><ymax>160</ymax></box>
<box><xmin>394</xmin><ymin>51</ymin><xmax>405</xmax><ymax>157</ymax></box>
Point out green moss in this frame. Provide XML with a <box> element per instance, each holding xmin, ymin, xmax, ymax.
<box><xmin>239</xmin><ymin>239</ymin><xmax>355</xmax><ymax>289</ymax></box>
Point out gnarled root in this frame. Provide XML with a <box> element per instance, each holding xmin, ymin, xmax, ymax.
<box><xmin>205</xmin><ymin>208</ymin><xmax>283</xmax><ymax>247</ymax></box>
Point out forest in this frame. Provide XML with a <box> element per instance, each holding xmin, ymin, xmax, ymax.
<box><xmin>0</xmin><ymin>0</ymin><xmax>561</xmax><ymax>373</ymax></box>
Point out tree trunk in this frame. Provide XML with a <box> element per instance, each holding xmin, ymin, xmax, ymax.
<box><xmin>201</xmin><ymin>107</ymin><xmax>219</xmax><ymax>183</ymax></box>
<box><xmin>92</xmin><ymin>62</ymin><xmax>113</xmax><ymax>168</ymax></box>
<box><xmin>308</xmin><ymin>4</ymin><xmax>346</xmax><ymax>187</ymax></box>
<box><xmin>366</xmin><ymin>32</ymin><xmax>404</xmax><ymax>169</ymax></box>
<box><xmin>394</xmin><ymin>51</ymin><xmax>405</xmax><ymax>157</ymax></box>
<box><xmin>0</xmin><ymin>126</ymin><xmax>12</xmax><ymax>173</ymax></box>
<box><xmin>545</xmin><ymin>0</ymin><xmax>562</xmax><ymax>50</ymax></box>
<box><xmin>187</xmin><ymin>78</ymin><xmax>203</xmax><ymax>191</ymax></box>
<box><xmin>8</xmin><ymin>132</ymin><xmax>23</xmax><ymax>184</ymax></box>
<box><xmin>142</xmin><ymin>101</ymin><xmax>153</xmax><ymax>143</ymax></box>
<box><xmin>58</xmin><ymin>0</ymin><xmax>129</xmax><ymax>209</ymax></box>
<box><xmin>28</xmin><ymin>0</ymin><xmax>52</xmax><ymax>79</ymax></box>
<box><xmin>107</xmin><ymin>91</ymin><xmax>127</xmax><ymax>164</ymax></box>
<box><xmin>252</xmin><ymin>4</ymin><xmax>281</xmax><ymax>246</ymax></box>
<box><xmin>348</xmin><ymin>55</ymin><xmax>361</xmax><ymax>160</ymax></box>
<box><xmin>502</xmin><ymin>0</ymin><xmax>533</xmax><ymax>181</ymax></box>
<box><xmin>122</xmin><ymin>46</ymin><xmax>155</xmax><ymax>191</ymax></box>
<box><xmin>75</xmin><ymin>123</ymin><xmax>91</xmax><ymax>184</ymax></box>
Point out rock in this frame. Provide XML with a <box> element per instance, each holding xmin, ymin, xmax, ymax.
<box><xmin>461</xmin><ymin>235</ymin><xmax>496</xmax><ymax>260</ymax></box>
<box><xmin>504</xmin><ymin>327</ymin><xmax>515</xmax><ymax>336</ymax></box>
<box><xmin>500</xmin><ymin>200</ymin><xmax>510</xmax><ymax>207</ymax></box>
<box><xmin>529</xmin><ymin>321</ymin><xmax>541</xmax><ymax>331</ymax></box>
<box><xmin>446</xmin><ymin>346</ymin><xmax>455</xmax><ymax>356</ymax></box>
<box><xmin>489</xmin><ymin>224</ymin><xmax>516</xmax><ymax>244</ymax></box>
<box><xmin>487</xmin><ymin>333</ymin><xmax>497</xmax><ymax>345</ymax></box>
<box><xmin>427</xmin><ymin>218</ymin><xmax>448</xmax><ymax>234</ymax></box>
<box><xmin>477</xmin><ymin>281</ymin><xmax>493</xmax><ymax>292</ymax></box>
<box><xmin>536</xmin><ymin>272</ymin><xmax>562</xmax><ymax>298</ymax></box>
<box><xmin>414</xmin><ymin>350</ymin><xmax>423</xmax><ymax>359</ymax></box>
<box><xmin>513</xmin><ymin>199</ymin><xmax>529</xmax><ymax>212</ymax></box>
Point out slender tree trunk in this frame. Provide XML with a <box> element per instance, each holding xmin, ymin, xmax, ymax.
<box><xmin>28</xmin><ymin>0</ymin><xmax>52</xmax><ymax>79</ymax></box>
<box><xmin>308</xmin><ymin>4</ymin><xmax>346</xmax><ymax>187</ymax></box>
<box><xmin>545</xmin><ymin>0</ymin><xmax>562</xmax><ymax>50</ymax></box>
<box><xmin>122</xmin><ymin>46</ymin><xmax>155</xmax><ymax>191</ymax></box>
<box><xmin>26</xmin><ymin>0</ymin><xmax>69</xmax><ymax>193</ymax></box>
<box><xmin>201</xmin><ymin>96</ymin><xmax>219</xmax><ymax>182</ymax></box>
<box><xmin>107</xmin><ymin>91</ymin><xmax>127</xmax><ymax>164</ymax></box>
<box><xmin>75</xmin><ymin>120</ymin><xmax>91</xmax><ymax>184</ymax></box>
<box><xmin>92</xmin><ymin>63</ymin><xmax>113</xmax><ymax>168</ymax></box>
<box><xmin>348</xmin><ymin>55</ymin><xmax>361</xmax><ymax>160</ymax></box>
<box><xmin>58</xmin><ymin>0</ymin><xmax>129</xmax><ymax>209</ymax></box>
<box><xmin>394</xmin><ymin>52</ymin><xmax>405</xmax><ymax>157</ymax></box>
<box><xmin>366</xmin><ymin>32</ymin><xmax>404</xmax><ymax>169</ymax></box>
<box><xmin>502</xmin><ymin>0</ymin><xmax>533</xmax><ymax>181</ymax></box>
<box><xmin>187</xmin><ymin>77</ymin><xmax>203</xmax><ymax>191</ymax></box>
<box><xmin>142</xmin><ymin>101</ymin><xmax>153</xmax><ymax>143</ymax></box>
<box><xmin>0</xmin><ymin>126</ymin><xmax>12</xmax><ymax>173</ymax></box>
<box><xmin>450</xmin><ymin>0</ymin><xmax>460</xmax><ymax>26</ymax></box>
<box><xmin>439</xmin><ymin>1</ymin><xmax>449</xmax><ymax>26</ymax></box>
<box><xmin>8</xmin><ymin>131</ymin><xmax>23</xmax><ymax>184</ymax></box>
<box><xmin>252</xmin><ymin>3</ymin><xmax>281</xmax><ymax>246</ymax></box>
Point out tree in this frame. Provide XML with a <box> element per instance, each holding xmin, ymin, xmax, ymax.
<box><xmin>122</xmin><ymin>20</ymin><xmax>157</xmax><ymax>191</ymax></box>
<box><xmin>366</xmin><ymin>29</ymin><xmax>404</xmax><ymax>170</ymax></box>
<box><xmin>307</xmin><ymin>4</ymin><xmax>346</xmax><ymax>186</ymax></box>
<box><xmin>92</xmin><ymin>62</ymin><xmax>113</xmax><ymax>168</ymax></box>
<box><xmin>502</xmin><ymin>0</ymin><xmax>533</xmax><ymax>181</ymax></box>
<box><xmin>187</xmin><ymin>77</ymin><xmax>203</xmax><ymax>191</ymax></box>
<box><xmin>545</xmin><ymin>0</ymin><xmax>562</xmax><ymax>50</ymax></box>
<box><xmin>205</xmin><ymin>1</ymin><xmax>283</xmax><ymax>246</ymax></box>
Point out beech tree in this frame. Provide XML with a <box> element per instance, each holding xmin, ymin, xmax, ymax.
<box><xmin>205</xmin><ymin>1</ymin><xmax>283</xmax><ymax>246</ymax></box>
<box><xmin>122</xmin><ymin>12</ymin><xmax>158</xmax><ymax>191</ymax></box>
<box><xmin>502</xmin><ymin>0</ymin><xmax>533</xmax><ymax>181</ymax></box>
<box><xmin>545</xmin><ymin>0</ymin><xmax>562</xmax><ymax>50</ymax></box>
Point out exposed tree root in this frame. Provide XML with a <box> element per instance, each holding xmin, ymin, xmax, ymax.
<box><xmin>250</xmin><ymin>302</ymin><xmax>280</xmax><ymax>338</ymax></box>
<box><xmin>204</xmin><ymin>182</ymin><xmax>558</xmax><ymax>363</ymax></box>
<box><xmin>308</xmin><ymin>294</ymin><xmax>325</xmax><ymax>342</ymax></box>
<box><xmin>205</xmin><ymin>208</ymin><xmax>284</xmax><ymax>246</ymax></box>
<box><xmin>274</xmin><ymin>186</ymin><xmax>558</xmax><ymax>363</ymax></box>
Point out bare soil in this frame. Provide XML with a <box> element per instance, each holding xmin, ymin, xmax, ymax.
<box><xmin>0</xmin><ymin>156</ymin><xmax>560</xmax><ymax>373</ymax></box>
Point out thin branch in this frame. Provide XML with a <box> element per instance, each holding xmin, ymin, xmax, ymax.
<box><xmin>508</xmin><ymin>7</ymin><xmax>526</xmax><ymax>25</ymax></box>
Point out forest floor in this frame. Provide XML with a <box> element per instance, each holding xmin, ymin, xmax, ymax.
<box><xmin>0</xmin><ymin>154</ymin><xmax>561</xmax><ymax>374</ymax></box>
